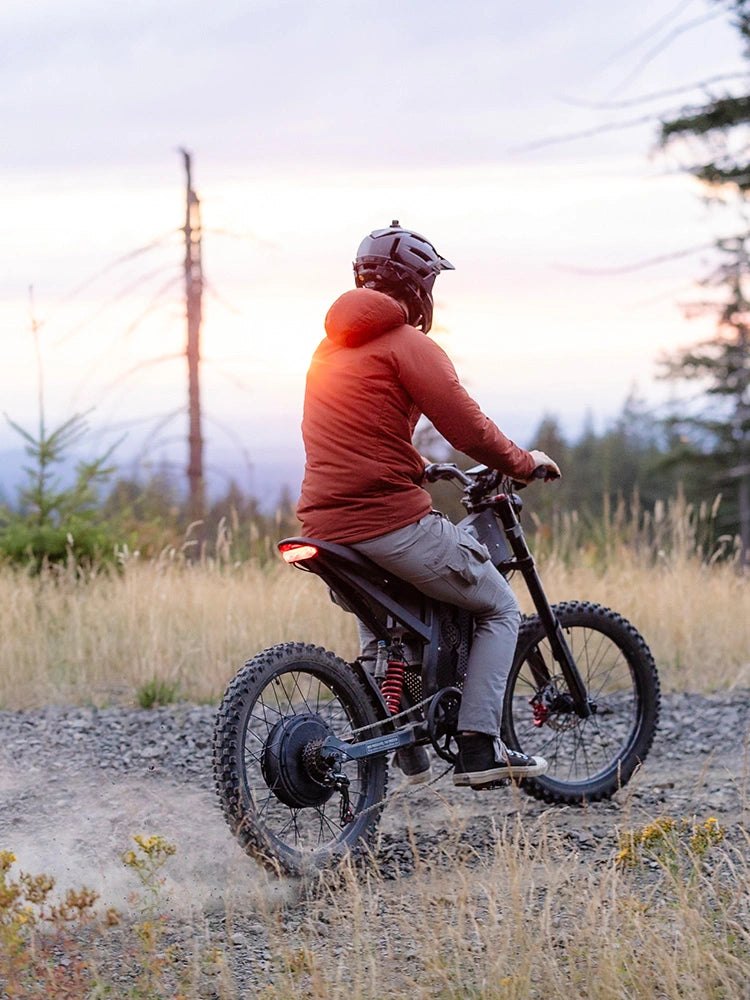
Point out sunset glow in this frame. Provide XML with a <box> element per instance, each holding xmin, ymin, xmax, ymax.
<box><xmin>1</xmin><ymin>0</ymin><xmax>743</xmax><ymax>498</ymax></box>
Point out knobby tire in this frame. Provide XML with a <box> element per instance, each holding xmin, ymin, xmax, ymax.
<box><xmin>502</xmin><ymin>601</ymin><xmax>660</xmax><ymax>804</ymax></box>
<box><xmin>213</xmin><ymin>642</ymin><xmax>388</xmax><ymax>876</ymax></box>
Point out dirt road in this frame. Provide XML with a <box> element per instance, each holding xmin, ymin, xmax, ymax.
<box><xmin>1</xmin><ymin>690</ymin><xmax>747</xmax><ymax>908</ymax></box>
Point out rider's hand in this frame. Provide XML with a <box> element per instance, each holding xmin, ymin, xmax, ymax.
<box><xmin>527</xmin><ymin>450</ymin><xmax>561</xmax><ymax>482</ymax></box>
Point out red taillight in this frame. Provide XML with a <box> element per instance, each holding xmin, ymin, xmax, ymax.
<box><xmin>279</xmin><ymin>543</ymin><xmax>319</xmax><ymax>564</ymax></box>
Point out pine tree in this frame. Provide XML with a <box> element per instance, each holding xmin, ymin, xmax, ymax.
<box><xmin>659</xmin><ymin>0</ymin><xmax>750</xmax><ymax>561</ymax></box>
<box><xmin>660</xmin><ymin>0</ymin><xmax>750</xmax><ymax>191</ymax></box>
<box><xmin>659</xmin><ymin>237</ymin><xmax>750</xmax><ymax>555</ymax></box>
<box><xmin>0</xmin><ymin>412</ymin><xmax>120</xmax><ymax>570</ymax></box>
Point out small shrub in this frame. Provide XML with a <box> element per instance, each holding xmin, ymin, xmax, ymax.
<box><xmin>0</xmin><ymin>848</ymin><xmax>101</xmax><ymax>998</ymax></box>
<box><xmin>0</xmin><ymin>411</ymin><xmax>122</xmax><ymax>572</ymax></box>
<box><xmin>615</xmin><ymin>815</ymin><xmax>725</xmax><ymax>876</ymax></box>
<box><xmin>136</xmin><ymin>676</ymin><xmax>181</xmax><ymax>708</ymax></box>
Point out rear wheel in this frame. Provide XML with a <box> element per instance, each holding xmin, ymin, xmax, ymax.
<box><xmin>213</xmin><ymin>642</ymin><xmax>388</xmax><ymax>875</ymax></box>
<box><xmin>502</xmin><ymin>602</ymin><xmax>660</xmax><ymax>803</ymax></box>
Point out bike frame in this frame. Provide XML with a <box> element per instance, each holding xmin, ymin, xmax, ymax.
<box><xmin>278</xmin><ymin>484</ymin><xmax>591</xmax><ymax>765</ymax></box>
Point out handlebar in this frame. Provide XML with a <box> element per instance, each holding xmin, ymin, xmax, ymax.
<box><xmin>531</xmin><ymin>465</ymin><xmax>561</xmax><ymax>483</ymax></box>
<box><xmin>423</xmin><ymin>463</ymin><xmax>474</xmax><ymax>486</ymax></box>
<box><xmin>424</xmin><ymin>462</ymin><xmax>560</xmax><ymax>489</ymax></box>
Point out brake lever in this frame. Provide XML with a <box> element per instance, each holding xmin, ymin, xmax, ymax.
<box><xmin>423</xmin><ymin>463</ymin><xmax>473</xmax><ymax>486</ymax></box>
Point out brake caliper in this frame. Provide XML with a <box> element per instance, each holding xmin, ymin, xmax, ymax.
<box><xmin>530</xmin><ymin>682</ymin><xmax>558</xmax><ymax>728</ymax></box>
<box><xmin>530</xmin><ymin>697</ymin><xmax>550</xmax><ymax>728</ymax></box>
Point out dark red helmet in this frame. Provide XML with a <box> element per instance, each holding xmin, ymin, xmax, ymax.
<box><xmin>353</xmin><ymin>221</ymin><xmax>454</xmax><ymax>332</ymax></box>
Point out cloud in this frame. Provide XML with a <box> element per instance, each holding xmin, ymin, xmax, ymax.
<box><xmin>5</xmin><ymin>0</ymin><xmax>738</xmax><ymax>173</ymax></box>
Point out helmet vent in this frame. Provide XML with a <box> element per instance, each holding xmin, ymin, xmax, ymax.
<box><xmin>409</xmin><ymin>246</ymin><xmax>431</xmax><ymax>263</ymax></box>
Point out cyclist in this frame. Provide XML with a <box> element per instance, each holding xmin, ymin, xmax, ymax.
<box><xmin>297</xmin><ymin>221</ymin><xmax>561</xmax><ymax>788</ymax></box>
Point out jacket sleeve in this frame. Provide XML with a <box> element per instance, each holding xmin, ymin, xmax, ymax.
<box><xmin>394</xmin><ymin>329</ymin><xmax>536</xmax><ymax>479</ymax></box>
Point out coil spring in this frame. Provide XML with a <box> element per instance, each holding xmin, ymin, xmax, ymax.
<box><xmin>380</xmin><ymin>659</ymin><xmax>406</xmax><ymax>715</ymax></box>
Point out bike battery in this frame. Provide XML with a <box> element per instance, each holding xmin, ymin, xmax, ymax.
<box><xmin>459</xmin><ymin>509</ymin><xmax>512</xmax><ymax>568</ymax></box>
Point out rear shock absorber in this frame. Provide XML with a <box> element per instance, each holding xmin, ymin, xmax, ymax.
<box><xmin>380</xmin><ymin>648</ymin><xmax>406</xmax><ymax>715</ymax></box>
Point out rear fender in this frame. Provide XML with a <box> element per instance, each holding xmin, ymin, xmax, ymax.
<box><xmin>279</xmin><ymin>535</ymin><xmax>432</xmax><ymax>644</ymax></box>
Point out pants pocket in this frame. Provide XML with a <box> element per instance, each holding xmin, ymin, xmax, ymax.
<box><xmin>444</xmin><ymin>528</ymin><xmax>491</xmax><ymax>586</ymax></box>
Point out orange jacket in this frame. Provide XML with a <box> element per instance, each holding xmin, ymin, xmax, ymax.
<box><xmin>296</xmin><ymin>287</ymin><xmax>535</xmax><ymax>543</ymax></box>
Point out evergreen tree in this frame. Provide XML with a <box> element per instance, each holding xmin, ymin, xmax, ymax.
<box><xmin>660</xmin><ymin>0</ymin><xmax>750</xmax><ymax>193</ymax></box>
<box><xmin>659</xmin><ymin>237</ymin><xmax>750</xmax><ymax>554</ymax></box>
<box><xmin>659</xmin><ymin>2</ymin><xmax>750</xmax><ymax>559</ymax></box>
<box><xmin>0</xmin><ymin>413</ymin><xmax>120</xmax><ymax>569</ymax></box>
<box><xmin>522</xmin><ymin>414</ymin><xmax>572</xmax><ymax>526</ymax></box>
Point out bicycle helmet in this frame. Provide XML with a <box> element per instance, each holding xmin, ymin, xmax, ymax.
<box><xmin>353</xmin><ymin>221</ymin><xmax>454</xmax><ymax>333</ymax></box>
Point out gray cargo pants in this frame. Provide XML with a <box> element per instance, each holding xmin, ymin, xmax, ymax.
<box><xmin>352</xmin><ymin>511</ymin><xmax>520</xmax><ymax>737</ymax></box>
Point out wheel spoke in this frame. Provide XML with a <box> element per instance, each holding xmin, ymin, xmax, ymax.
<box><xmin>214</xmin><ymin>646</ymin><xmax>388</xmax><ymax>873</ymax></box>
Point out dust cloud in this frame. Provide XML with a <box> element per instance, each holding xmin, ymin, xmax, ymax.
<box><xmin>0</xmin><ymin>770</ymin><xmax>296</xmax><ymax>915</ymax></box>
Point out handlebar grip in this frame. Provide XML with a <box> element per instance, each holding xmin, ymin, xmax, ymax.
<box><xmin>533</xmin><ymin>465</ymin><xmax>560</xmax><ymax>482</ymax></box>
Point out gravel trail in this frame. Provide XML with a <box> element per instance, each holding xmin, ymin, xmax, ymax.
<box><xmin>1</xmin><ymin>691</ymin><xmax>748</xmax><ymax>989</ymax></box>
<box><xmin>1</xmin><ymin>691</ymin><xmax>748</xmax><ymax>891</ymax></box>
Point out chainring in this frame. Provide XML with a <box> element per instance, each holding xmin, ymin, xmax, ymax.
<box><xmin>426</xmin><ymin>686</ymin><xmax>462</xmax><ymax>763</ymax></box>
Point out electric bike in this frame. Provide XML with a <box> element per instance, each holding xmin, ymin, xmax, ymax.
<box><xmin>213</xmin><ymin>463</ymin><xmax>660</xmax><ymax>875</ymax></box>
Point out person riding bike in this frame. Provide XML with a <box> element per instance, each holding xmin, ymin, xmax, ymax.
<box><xmin>297</xmin><ymin>221</ymin><xmax>561</xmax><ymax>788</ymax></box>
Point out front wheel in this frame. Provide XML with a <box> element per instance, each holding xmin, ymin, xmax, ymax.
<box><xmin>213</xmin><ymin>642</ymin><xmax>388</xmax><ymax>875</ymax></box>
<box><xmin>502</xmin><ymin>601</ymin><xmax>660</xmax><ymax>803</ymax></box>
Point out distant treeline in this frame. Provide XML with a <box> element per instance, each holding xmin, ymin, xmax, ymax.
<box><xmin>0</xmin><ymin>393</ymin><xmax>739</xmax><ymax>569</ymax></box>
<box><xmin>99</xmin><ymin>391</ymin><xmax>741</xmax><ymax>562</ymax></box>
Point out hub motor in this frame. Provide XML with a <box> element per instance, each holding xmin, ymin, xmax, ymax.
<box><xmin>260</xmin><ymin>714</ymin><xmax>336</xmax><ymax>809</ymax></box>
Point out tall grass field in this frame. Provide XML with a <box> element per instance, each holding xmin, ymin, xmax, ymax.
<box><xmin>1</xmin><ymin>492</ymin><xmax>747</xmax><ymax>709</ymax></box>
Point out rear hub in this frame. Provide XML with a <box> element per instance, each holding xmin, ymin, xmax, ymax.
<box><xmin>261</xmin><ymin>714</ymin><xmax>335</xmax><ymax>808</ymax></box>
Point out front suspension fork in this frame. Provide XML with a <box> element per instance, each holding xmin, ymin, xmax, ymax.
<box><xmin>496</xmin><ymin>498</ymin><xmax>591</xmax><ymax>718</ymax></box>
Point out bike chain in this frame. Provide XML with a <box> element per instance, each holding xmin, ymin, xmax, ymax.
<box><xmin>348</xmin><ymin>693</ymin><xmax>433</xmax><ymax>738</ymax></box>
<box><xmin>333</xmin><ymin>694</ymin><xmax>459</xmax><ymax>825</ymax></box>
<box><xmin>300</xmin><ymin>692</ymin><xmax>459</xmax><ymax>827</ymax></box>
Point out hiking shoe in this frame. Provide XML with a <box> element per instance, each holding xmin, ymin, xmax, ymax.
<box><xmin>453</xmin><ymin>733</ymin><xmax>547</xmax><ymax>787</ymax></box>
<box><xmin>394</xmin><ymin>745</ymin><xmax>432</xmax><ymax>785</ymax></box>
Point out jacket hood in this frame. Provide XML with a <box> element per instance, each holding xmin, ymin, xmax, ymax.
<box><xmin>324</xmin><ymin>288</ymin><xmax>407</xmax><ymax>347</ymax></box>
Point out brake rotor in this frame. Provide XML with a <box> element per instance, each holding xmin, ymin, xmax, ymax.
<box><xmin>260</xmin><ymin>714</ymin><xmax>336</xmax><ymax>808</ymax></box>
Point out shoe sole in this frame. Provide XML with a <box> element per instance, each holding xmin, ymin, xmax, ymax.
<box><xmin>453</xmin><ymin>761</ymin><xmax>548</xmax><ymax>787</ymax></box>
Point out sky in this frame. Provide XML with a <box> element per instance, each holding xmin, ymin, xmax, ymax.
<box><xmin>2</xmin><ymin>0</ymin><xmax>747</xmax><ymax>501</ymax></box>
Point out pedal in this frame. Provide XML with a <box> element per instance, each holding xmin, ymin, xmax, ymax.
<box><xmin>470</xmin><ymin>778</ymin><xmax>512</xmax><ymax>791</ymax></box>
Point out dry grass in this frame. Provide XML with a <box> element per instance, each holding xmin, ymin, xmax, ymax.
<box><xmin>260</xmin><ymin>815</ymin><xmax>750</xmax><ymax>1000</ymax></box>
<box><xmin>0</xmin><ymin>554</ymin><xmax>360</xmax><ymax>710</ymax></box>
<box><xmin>2</xmin><ymin>494</ymin><xmax>750</xmax><ymax>997</ymax></box>
<box><xmin>4</xmin><ymin>813</ymin><xmax>749</xmax><ymax>998</ymax></box>
<box><xmin>0</xmin><ymin>529</ymin><xmax>748</xmax><ymax>709</ymax></box>
<box><xmin>525</xmin><ymin>551</ymin><xmax>750</xmax><ymax>692</ymax></box>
